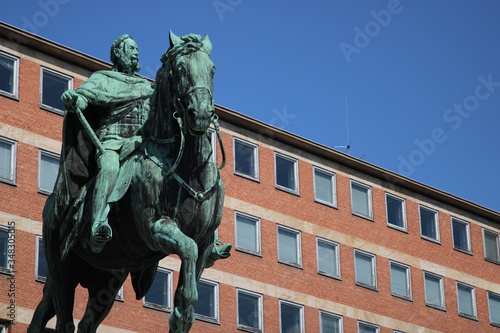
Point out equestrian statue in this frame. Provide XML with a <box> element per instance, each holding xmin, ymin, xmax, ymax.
<box><xmin>28</xmin><ymin>31</ymin><xmax>231</xmax><ymax>333</ymax></box>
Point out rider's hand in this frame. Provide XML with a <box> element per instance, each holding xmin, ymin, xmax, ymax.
<box><xmin>61</xmin><ymin>90</ymin><xmax>88</xmax><ymax>113</ymax></box>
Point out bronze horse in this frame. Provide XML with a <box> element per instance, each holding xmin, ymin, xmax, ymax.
<box><xmin>28</xmin><ymin>32</ymin><xmax>230</xmax><ymax>333</ymax></box>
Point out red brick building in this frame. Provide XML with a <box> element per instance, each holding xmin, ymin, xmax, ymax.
<box><xmin>1</xmin><ymin>21</ymin><xmax>500</xmax><ymax>332</ymax></box>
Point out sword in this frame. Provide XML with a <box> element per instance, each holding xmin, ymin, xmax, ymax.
<box><xmin>74</xmin><ymin>105</ymin><xmax>106</xmax><ymax>156</ymax></box>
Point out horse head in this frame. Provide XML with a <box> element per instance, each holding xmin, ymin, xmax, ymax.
<box><xmin>162</xmin><ymin>31</ymin><xmax>215</xmax><ymax>136</ymax></box>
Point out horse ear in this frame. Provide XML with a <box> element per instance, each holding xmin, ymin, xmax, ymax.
<box><xmin>202</xmin><ymin>34</ymin><xmax>212</xmax><ymax>55</ymax></box>
<box><xmin>169</xmin><ymin>30</ymin><xmax>181</xmax><ymax>47</ymax></box>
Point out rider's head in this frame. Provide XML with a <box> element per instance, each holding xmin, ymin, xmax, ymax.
<box><xmin>110</xmin><ymin>34</ymin><xmax>141</xmax><ymax>74</ymax></box>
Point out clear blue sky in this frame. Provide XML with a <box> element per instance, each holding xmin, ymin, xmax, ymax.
<box><xmin>2</xmin><ymin>1</ymin><xmax>500</xmax><ymax>212</ymax></box>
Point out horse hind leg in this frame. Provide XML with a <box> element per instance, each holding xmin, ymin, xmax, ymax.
<box><xmin>150</xmin><ymin>218</ymin><xmax>198</xmax><ymax>333</ymax></box>
<box><xmin>27</xmin><ymin>277</ymin><xmax>56</xmax><ymax>333</ymax></box>
<box><xmin>77</xmin><ymin>269</ymin><xmax>128</xmax><ymax>333</ymax></box>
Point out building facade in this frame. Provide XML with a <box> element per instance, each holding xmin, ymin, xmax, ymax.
<box><xmin>1</xmin><ymin>21</ymin><xmax>500</xmax><ymax>332</ymax></box>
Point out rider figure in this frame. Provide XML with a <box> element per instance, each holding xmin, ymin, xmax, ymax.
<box><xmin>62</xmin><ymin>35</ymin><xmax>153</xmax><ymax>253</ymax></box>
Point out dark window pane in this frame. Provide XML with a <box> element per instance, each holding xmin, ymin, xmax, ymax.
<box><xmin>195</xmin><ymin>282</ymin><xmax>215</xmax><ymax>318</ymax></box>
<box><xmin>276</xmin><ymin>156</ymin><xmax>296</xmax><ymax>190</ymax></box>
<box><xmin>0</xmin><ymin>56</ymin><xmax>14</xmax><ymax>94</ymax></box>
<box><xmin>281</xmin><ymin>303</ymin><xmax>301</xmax><ymax>333</ymax></box>
<box><xmin>387</xmin><ymin>196</ymin><xmax>404</xmax><ymax>228</ymax></box>
<box><xmin>420</xmin><ymin>208</ymin><xmax>437</xmax><ymax>240</ymax></box>
<box><xmin>238</xmin><ymin>292</ymin><xmax>260</xmax><ymax>329</ymax></box>
<box><xmin>235</xmin><ymin>141</ymin><xmax>256</xmax><ymax>177</ymax></box>
<box><xmin>144</xmin><ymin>271</ymin><xmax>169</xmax><ymax>307</ymax></box>
<box><xmin>42</xmin><ymin>71</ymin><xmax>67</xmax><ymax>110</ymax></box>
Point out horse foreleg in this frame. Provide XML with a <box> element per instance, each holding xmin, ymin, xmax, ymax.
<box><xmin>151</xmin><ymin>218</ymin><xmax>198</xmax><ymax>333</ymax></box>
<box><xmin>77</xmin><ymin>269</ymin><xmax>128</xmax><ymax>333</ymax></box>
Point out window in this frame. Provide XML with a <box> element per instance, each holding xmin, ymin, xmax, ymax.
<box><xmin>488</xmin><ymin>291</ymin><xmax>500</xmax><ymax>326</ymax></box>
<box><xmin>354</xmin><ymin>250</ymin><xmax>377</xmax><ymax>290</ymax></box>
<box><xmin>144</xmin><ymin>268</ymin><xmax>172</xmax><ymax>311</ymax></box>
<box><xmin>0</xmin><ymin>51</ymin><xmax>19</xmax><ymax>98</ymax></box>
<box><xmin>484</xmin><ymin>229</ymin><xmax>500</xmax><ymax>263</ymax></box>
<box><xmin>456</xmin><ymin>282</ymin><xmax>476</xmax><ymax>319</ymax></box>
<box><xmin>358</xmin><ymin>321</ymin><xmax>379</xmax><ymax>333</ymax></box>
<box><xmin>386</xmin><ymin>193</ymin><xmax>406</xmax><ymax>231</ymax></box>
<box><xmin>275</xmin><ymin>152</ymin><xmax>298</xmax><ymax>193</ymax></box>
<box><xmin>314</xmin><ymin>167</ymin><xmax>337</xmax><ymax>207</ymax></box>
<box><xmin>36</xmin><ymin>236</ymin><xmax>48</xmax><ymax>282</ymax></box>
<box><xmin>424</xmin><ymin>272</ymin><xmax>445</xmax><ymax>309</ymax></box>
<box><xmin>0</xmin><ymin>227</ymin><xmax>9</xmax><ymax>271</ymax></box>
<box><xmin>390</xmin><ymin>261</ymin><xmax>411</xmax><ymax>300</ymax></box>
<box><xmin>41</xmin><ymin>68</ymin><xmax>72</xmax><ymax>113</ymax></box>
<box><xmin>419</xmin><ymin>206</ymin><xmax>439</xmax><ymax>242</ymax></box>
<box><xmin>235</xmin><ymin>212</ymin><xmax>261</xmax><ymax>255</ymax></box>
<box><xmin>234</xmin><ymin>138</ymin><xmax>259</xmax><ymax>180</ymax></box>
<box><xmin>351</xmin><ymin>181</ymin><xmax>372</xmax><ymax>219</ymax></box>
<box><xmin>194</xmin><ymin>279</ymin><xmax>219</xmax><ymax>323</ymax></box>
<box><xmin>277</xmin><ymin>225</ymin><xmax>301</xmax><ymax>267</ymax></box>
<box><xmin>280</xmin><ymin>300</ymin><xmax>304</xmax><ymax>333</ymax></box>
<box><xmin>39</xmin><ymin>150</ymin><xmax>59</xmax><ymax>194</ymax></box>
<box><xmin>0</xmin><ymin>137</ymin><xmax>16</xmax><ymax>184</ymax></box>
<box><xmin>0</xmin><ymin>323</ymin><xmax>7</xmax><ymax>333</ymax></box>
<box><xmin>317</xmin><ymin>237</ymin><xmax>340</xmax><ymax>279</ymax></box>
<box><xmin>237</xmin><ymin>289</ymin><xmax>263</xmax><ymax>332</ymax></box>
<box><xmin>452</xmin><ymin>218</ymin><xmax>471</xmax><ymax>253</ymax></box>
<box><xmin>207</xmin><ymin>128</ymin><xmax>217</xmax><ymax>164</ymax></box>
<box><xmin>320</xmin><ymin>311</ymin><xmax>342</xmax><ymax>333</ymax></box>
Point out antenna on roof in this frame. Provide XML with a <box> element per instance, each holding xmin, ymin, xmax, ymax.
<box><xmin>333</xmin><ymin>95</ymin><xmax>352</xmax><ymax>155</ymax></box>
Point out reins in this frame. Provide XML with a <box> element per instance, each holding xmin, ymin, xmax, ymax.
<box><xmin>145</xmin><ymin>110</ymin><xmax>226</xmax><ymax>202</ymax></box>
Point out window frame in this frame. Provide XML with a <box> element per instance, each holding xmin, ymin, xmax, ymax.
<box><xmin>483</xmin><ymin>228</ymin><xmax>500</xmax><ymax>264</ymax></box>
<box><xmin>451</xmin><ymin>217</ymin><xmax>472</xmax><ymax>254</ymax></box>
<box><xmin>277</xmin><ymin>225</ymin><xmax>302</xmax><ymax>268</ymax></box>
<box><xmin>350</xmin><ymin>180</ymin><xmax>373</xmax><ymax>220</ymax></box>
<box><xmin>456</xmin><ymin>281</ymin><xmax>477</xmax><ymax>320</ymax></box>
<box><xmin>354</xmin><ymin>249</ymin><xmax>377</xmax><ymax>290</ymax></box>
<box><xmin>233</xmin><ymin>137</ymin><xmax>259</xmax><ymax>181</ymax></box>
<box><xmin>0</xmin><ymin>226</ymin><xmax>12</xmax><ymax>274</ymax></box>
<box><xmin>38</xmin><ymin>149</ymin><xmax>60</xmax><ymax>195</ymax></box>
<box><xmin>194</xmin><ymin>278</ymin><xmax>219</xmax><ymax>324</ymax></box>
<box><xmin>313</xmin><ymin>166</ymin><xmax>337</xmax><ymax>207</ymax></box>
<box><xmin>207</xmin><ymin>127</ymin><xmax>217</xmax><ymax>165</ymax></box>
<box><xmin>389</xmin><ymin>260</ymin><xmax>412</xmax><ymax>301</ymax></box>
<box><xmin>279</xmin><ymin>300</ymin><xmax>304</xmax><ymax>333</ymax></box>
<box><xmin>385</xmin><ymin>193</ymin><xmax>407</xmax><ymax>232</ymax></box>
<box><xmin>0</xmin><ymin>136</ymin><xmax>17</xmax><ymax>185</ymax></box>
<box><xmin>423</xmin><ymin>271</ymin><xmax>446</xmax><ymax>310</ymax></box>
<box><xmin>143</xmin><ymin>267</ymin><xmax>173</xmax><ymax>312</ymax></box>
<box><xmin>274</xmin><ymin>152</ymin><xmax>299</xmax><ymax>194</ymax></box>
<box><xmin>319</xmin><ymin>310</ymin><xmax>343</xmax><ymax>333</ymax></box>
<box><xmin>236</xmin><ymin>288</ymin><xmax>263</xmax><ymax>333</ymax></box>
<box><xmin>488</xmin><ymin>291</ymin><xmax>500</xmax><ymax>327</ymax></box>
<box><xmin>357</xmin><ymin>320</ymin><xmax>380</xmax><ymax>333</ymax></box>
<box><xmin>40</xmin><ymin>67</ymin><xmax>73</xmax><ymax>115</ymax></box>
<box><xmin>35</xmin><ymin>235</ymin><xmax>48</xmax><ymax>283</ymax></box>
<box><xmin>0</xmin><ymin>50</ymin><xmax>20</xmax><ymax>99</ymax></box>
<box><xmin>235</xmin><ymin>211</ymin><xmax>261</xmax><ymax>256</ymax></box>
<box><xmin>316</xmin><ymin>237</ymin><xmax>341</xmax><ymax>280</ymax></box>
<box><xmin>419</xmin><ymin>205</ymin><xmax>440</xmax><ymax>243</ymax></box>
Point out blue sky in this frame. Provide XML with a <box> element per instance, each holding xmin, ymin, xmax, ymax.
<box><xmin>2</xmin><ymin>1</ymin><xmax>500</xmax><ymax>212</ymax></box>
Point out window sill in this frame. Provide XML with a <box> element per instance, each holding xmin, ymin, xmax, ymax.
<box><xmin>351</xmin><ymin>212</ymin><xmax>374</xmax><ymax>222</ymax></box>
<box><xmin>314</xmin><ymin>199</ymin><xmax>338</xmax><ymax>210</ymax></box>
<box><xmin>387</xmin><ymin>224</ymin><xmax>408</xmax><ymax>233</ymax></box>
<box><xmin>425</xmin><ymin>303</ymin><xmax>446</xmax><ymax>312</ymax></box>
<box><xmin>38</xmin><ymin>189</ymin><xmax>52</xmax><ymax>196</ymax></box>
<box><xmin>0</xmin><ymin>179</ymin><xmax>17</xmax><ymax>187</ymax></box>
<box><xmin>143</xmin><ymin>303</ymin><xmax>171</xmax><ymax>312</ymax></box>
<box><xmin>278</xmin><ymin>259</ymin><xmax>303</xmax><ymax>269</ymax></box>
<box><xmin>236</xmin><ymin>248</ymin><xmax>262</xmax><ymax>257</ymax></box>
<box><xmin>420</xmin><ymin>236</ymin><xmax>441</xmax><ymax>245</ymax></box>
<box><xmin>234</xmin><ymin>172</ymin><xmax>260</xmax><ymax>183</ymax></box>
<box><xmin>275</xmin><ymin>185</ymin><xmax>300</xmax><ymax>197</ymax></box>
<box><xmin>0</xmin><ymin>268</ymin><xmax>14</xmax><ymax>276</ymax></box>
<box><xmin>0</xmin><ymin>91</ymin><xmax>19</xmax><ymax>101</ymax></box>
<box><xmin>391</xmin><ymin>293</ymin><xmax>413</xmax><ymax>302</ymax></box>
<box><xmin>195</xmin><ymin>315</ymin><xmax>220</xmax><ymax>325</ymax></box>
<box><xmin>318</xmin><ymin>271</ymin><xmax>342</xmax><ymax>281</ymax></box>
<box><xmin>355</xmin><ymin>282</ymin><xmax>378</xmax><ymax>292</ymax></box>
<box><xmin>458</xmin><ymin>313</ymin><xmax>478</xmax><ymax>321</ymax></box>
<box><xmin>453</xmin><ymin>247</ymin><xmax>473</xmax><ymax>256</ymax></box>
<box><xmin>40</xmin><ymin>104</ymin><xmax>65</xmax><ymax>116</ymax></box>
<box><xmin>35</xmin><ymin>276</ymin><xmax>46</xmax><ymax>283</ymax></box>
<box><xmin>485</xmin><ymin>258</ymin><xmax>500</xmax><ymax>266</ymax></box>
<box><xmin>237</xmin><ymin>325</ymin><xmax>262</xmax><ymax>333</ymax></box>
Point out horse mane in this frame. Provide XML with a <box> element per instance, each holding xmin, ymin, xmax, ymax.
<box><xmin>160</xmin><ymin>33</ymin><xmax>206</xmax><ymax>64</ymax></box>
